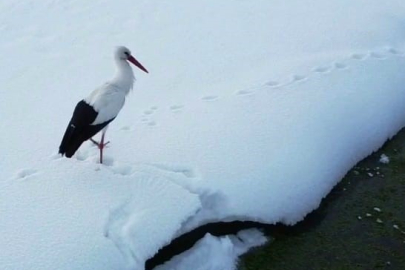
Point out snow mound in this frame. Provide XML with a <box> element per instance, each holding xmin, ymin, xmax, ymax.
<box><xmin>105</xmin><ymin>163</ymin><xmax>226</xmax><ymax>270</ymax></box>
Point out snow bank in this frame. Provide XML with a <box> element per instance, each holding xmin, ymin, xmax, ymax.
<box><xmin>105</xmin><ymin>163</ymin><xmax>226</xmax><ymax>270</ymax></box>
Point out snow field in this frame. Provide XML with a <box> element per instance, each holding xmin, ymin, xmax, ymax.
<box><xmin>1</xmin><ymin>0</ymin><xmax>405</xmax><ymax>269</ymax></box>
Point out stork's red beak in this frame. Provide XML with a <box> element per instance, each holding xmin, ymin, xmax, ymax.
<box><xmin>128</xmin><ymin>55</ymin><xmax>148</xmax><ymax>73</ymax></box>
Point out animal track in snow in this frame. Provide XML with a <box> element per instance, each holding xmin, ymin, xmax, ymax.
<box><xmin>15</xmin><ymin>168</ymin><xmax>38</xmax><ymax>179</ymax></box>
<box><xmin>265</xmin><ymin>81</ymin><xmax>280</xmax><ymax>87</ymax></box>
<box><xmin>313</xmin><ymin>66</ymin><xmax>332</xmax><ymax>73</ymax></box>
<box><xmin>292</xmin><ymin>75</ymin><xmax>307</xmax><ymax>82</ymax></box>
<box><xmin>351</xmin><ymin>53</ymin><xmax>367</xmax><ymax>60</ymax></box>
<box><xmin>143</xmin><ymin>110</ymin><xmax>154</xmax><ymax>115</ymax></box>
<box><xmin>170</xmin><ymin>105</ymin><xmax>184</xmax><ymax>112</ymax></box>
<box><xmin>135</xmin><ymin>47</ymin><xmax>402</xmax><ymax>128</ymax></box>
<box><xmin>369</xmin><ymin>52</ymin><xmax>387</xmax><ymax>59</ymax></box>
<box><xmin>236</xmin><ymin>90</ymin><xmax>254</xmax><ymax>96</ymax></box>
<box><xmin>334</xmin><ymin>62</ymin><xmax>348</xmax><ymax>69</ymax></box>
<box><xmin>202</xmin><ymin>95</ymin><xmax>219</xmax><ymax>101</ymax></box>
<box><xmin>387</xmin><ymin>47</ymin><xmax>404</xmax><ymax>56</ymax></box>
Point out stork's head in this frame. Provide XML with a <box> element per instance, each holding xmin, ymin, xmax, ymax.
<box><xmin>115</xmin><ymin>46</ymin><xmax>148</xmax><ymax>73</ymax></box>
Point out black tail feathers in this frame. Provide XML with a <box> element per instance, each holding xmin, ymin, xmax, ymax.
<box><xmin>59</xmin><ymin>124</ymin><xmax>85</xmax><ymax>158</ymax></box>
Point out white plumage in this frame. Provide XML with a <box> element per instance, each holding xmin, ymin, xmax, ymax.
<box><xmin>85</xmin><ymin>46</ymin><xmax>138</xmax><ymax>124</ymax></box>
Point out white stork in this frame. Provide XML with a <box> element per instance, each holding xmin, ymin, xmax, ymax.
<box><xmin>59</xmin><ymin>46</ymin><xmax>148</xmax><ymax>163</ymax></box>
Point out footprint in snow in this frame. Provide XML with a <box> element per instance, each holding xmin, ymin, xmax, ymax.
<box><xmin>236</xmin><ymin>90</ymin><xmax>254</xmax><ymax>96</ymax></box>
<box><xmin>170</xmin><ymin>105</ymin><xmax>184</xmax><ymax>112</ymax></box>
<box><xmin>334</xmin><ymin>62</ymin><xmax>348</xmax><ymax>69</ymax></box>
<box><xmin>387</xmin><ymin>47</ymin><xmax>404</xmax><ymax>56</ymax></box>
<box><xmin>369</xmin><ymin>52</ymin><xmax>387</xmax><ymax>59</ymax></box>
<box><xmin>292</xmin><ymin>75</ymin><xmax>307</xmax><ymax>82</ymax></box>
<box><xmin>15</xmin><ymin>168</ymin><xmax>38</xmax><ymax>179</ymax></box>
<box><xmin>150</xmin><ymin>106</ymin><xmax>158</xmax><ymax>111</ymax></box>
<box><xmin>351</xmin><ymin>53</ymin><xmax>367</xmax><ymax>60</ymax></box>
<box><xmin>265</xmin><ymin>81</ymin><xmax>280</xmax><ymax>87</ymax></box>
<box><xmin>147</xmin><ymin>121</ymin><xmax>157</xmax><ymax>126</ymax></box>
<box><xmin>143</xmin><ymin>110</ymin><xmax>154</xmax><ymax>115</ymax></box>
<box><xmin>313</xmin><ymin>66</ymin><xmax>332</xmax><ymax>73</ymax></box>
<box><xmin>202</xmin><ymin>95</ymin><xmax>219</xmax><ymax>101</ymax></box>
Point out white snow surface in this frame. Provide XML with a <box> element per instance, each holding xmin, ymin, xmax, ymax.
<box><xmin>1</xmin><ymin>0</ymin><xmax>405</xmax><ymax>269</ymax></box>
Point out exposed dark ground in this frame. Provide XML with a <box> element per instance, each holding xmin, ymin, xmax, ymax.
<box><xmin>240</xmin><ymin>129</ymin><xmax>405</xmax><ymax>270</ymax></box>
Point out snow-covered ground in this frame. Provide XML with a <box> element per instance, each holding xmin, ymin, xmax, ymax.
<box><xmin>1</xmin><ymin>0</ymin><xmax>405</xmax><ymax>269</ymax></box>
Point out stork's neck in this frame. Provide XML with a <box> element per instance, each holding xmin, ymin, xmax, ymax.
<box><xmin>110</xmin><ymin>59</ymin><xmax>135</xmax><ymax>95</ymax></box>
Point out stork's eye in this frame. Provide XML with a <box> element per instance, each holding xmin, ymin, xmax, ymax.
<box><xmin>124</xmin><ymin>51</ymin><xmax>130</xmax><ymax>56</ymax></box>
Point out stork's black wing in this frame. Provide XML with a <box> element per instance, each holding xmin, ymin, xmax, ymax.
<box><xmin>59</xmin><ymin>100</ymin><xmax>114</xmax><ymax>157</ymax></box>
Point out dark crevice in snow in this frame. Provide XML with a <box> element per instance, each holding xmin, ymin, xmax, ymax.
<box><xmin>145</xmin><ymin>209</ymin><xmax>327</xmax><ymax>270</ymax></box>
<box><xmin>145</xmin><ymin>221</ymin><xmax>263</xmax><ymax>270</ymax></box>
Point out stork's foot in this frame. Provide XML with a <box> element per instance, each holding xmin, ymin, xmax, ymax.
<box><xmin>90</xmin><ymin>138</ymin><xmax>110</xmax><ymax>149</ymax></box>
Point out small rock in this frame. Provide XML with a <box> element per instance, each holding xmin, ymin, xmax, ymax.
<box><xmin>353</xmin><ymin>170</ymin><xmax>360</xmax><ymax>175</ymax></box>
<box><xmin>366</xmin><ymin>213</ymin><xmax>372</xmax><ymax>217</ymax></box>
<box><xmin>366</xmin><ymin>168</ymin><xmax>370</xmax><ymax>171</ymax></box>
<box><xmin>368</xmin><ymin>172</ymin><xmax>374</xmax><ymax>177</ymax></box>
<box><xmin>373</xmin><ymin>207</ymin><xmax>382</xmax><ymax>212</ymax></box>
<box><xmin>376</xmin><ymin>172</ymin><xmax>380</xmax><ymax>175</ymax></box>
<box><xmin>376</xmin><ymin>218</ymin><xmax>383</xmax><ymax>224</ymax></box>
<box><xmin>393</xmin><ymin>224</ymin><xmax>399</xmax><ymax>230</ymax></box>
<box><xmin>386</xmin><ymin>261</ymin><xmax>391</xmax><ymax>266</ymax></box>
<box><xmin>357</xmin><ymin>216</ymin><xmax>362</xmax><ymax>220</ymax></box>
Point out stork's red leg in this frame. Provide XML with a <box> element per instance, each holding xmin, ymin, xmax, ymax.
<box><xmin>89</xmin><ymin>131</ymin><xmax>110</xmax><ymax>164</ymax></box>
<box><xmin>98</xmin><ymin>132</ymin><xmax>104</xmax><ymax>164</ymax></box>
<box><xmin>100</xmin><ymin>132</ymin><xmax>105</xmax><ymax>164</ymax></box>
<box><xmin>98</xmin><ymin>132</ymin><xmax>111</xmax><ymax>164</ymax></box>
